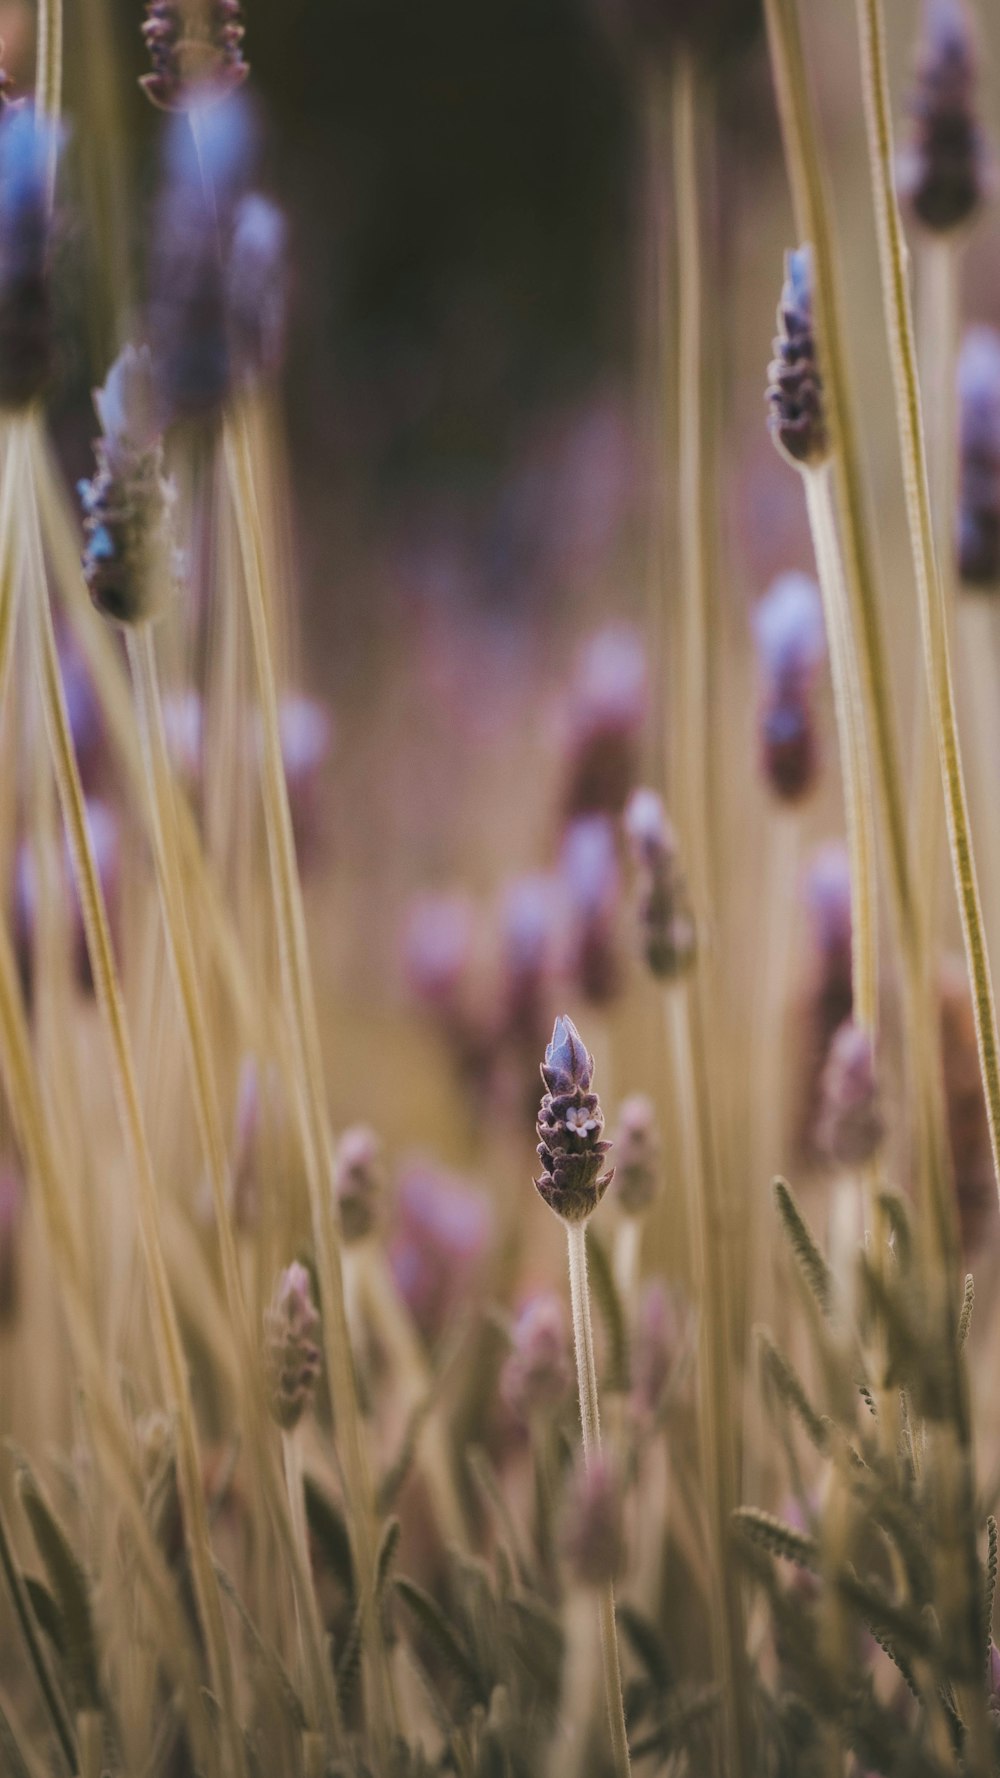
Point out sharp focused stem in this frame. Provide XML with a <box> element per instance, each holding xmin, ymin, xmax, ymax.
<box><xmin>565</xmin><ymin>1220</ymin><xmax>631</xmax><ymax>1778</ymax></box>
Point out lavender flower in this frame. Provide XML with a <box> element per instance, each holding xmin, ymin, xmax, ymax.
<box><xmin>264</xmin><ymin>1261</ymin><xmax>321</xmax><ymax>1431</ymax></box>
<box><xmin>534</xmin><ymin>1015</ymin><xmax>614</xmax><ymax>1225</ymax></box>
<box><xmin>897</xmin><ymin>0</ymin><xmax>990</xmax><ymax>235</ymax></box>
<box><xmin>630</xmin><ymin>1278</ymin><xmax>686</xmax><ymax>1424</ymax></box>
<box><xmin>79</xmin><ymin>345</ymin><xmax>174</xmax><ymax>625</ymax></box>
<box><xmin>334</xmin><ymin>1124</ymin><xmax>383</xmax><ymax>1245</ymax></box>
<box><xmin>623</xmin><ymin>788</ymin><xmax>696</xmax><ymax>979</ymax></box>
<box><xmin>497</xmin><ymin>874</ymin><xmax>560</xmax><ymax>1050</ymax></box>
<box><xmin>815</xmin><ymin>1020</ymin><xmax>883</xmax><ymax>1168</ymax></box>
<box><xmin>767</xmin><ymin>248</ymin><xmax>829</xmax><ymax>470</ymax></box>
<box><xmin>612</xmin><ymin>1094</ymin><xmax>660</xmax><ymax>1217</ymax></box>
<box><xmin>500</xmin><ymin>1292</ymin><xmax>572</xmax><ymax>1422</ymax></box>
<box><xmin>560</xmin><ymin>815</ymin><xmax>623</xmax><ymax>1005</ymax></box>
<box><xmin>561</xmin><ymin>1452</ymin><xmax>625</xmax><ymax>1587</ymax></box>
<box><xmin>0</xmin><ymin>106</ymin><xmax>56</xmax><ymax>410</ymax></box>
<box><xmin>752</xmin><ymin>572</ymin><xmax>826</xmax><ymax>801</ymax></box>
<box><xmin>957</xmin><ymin>327</ymin><xmax>1000</xmax><ymax>588</ymax></box>
<box><xmin>388</xmin><ymin>1165</ymin><xmax>493</xmax><ymax>1343</ymax></box>
<box><xmin>562</xmin><ymin>624</ymin><xmax>648</xmax><ymax>821</ymax></box>
<box><xmin>148</xmin><ymin>87</ymin><xmax>257</xmax><ymax>422</ymax></box>
<box><xmin>141</xmin><ymin>0</ymin><xmax>248</xmax><ymax>112</ymax></box>
<box><xmin>227</xmin><ymin>194</ymin><xmax>289</xmax><ymax>387</ymax></box>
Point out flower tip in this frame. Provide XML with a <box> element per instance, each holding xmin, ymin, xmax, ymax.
<box><xmin>543</xmin><ymin>1013</ymin><xmax>593</xmax><ymax>1094</ymax></box>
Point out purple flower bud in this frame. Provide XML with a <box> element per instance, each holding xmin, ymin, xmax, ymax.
<box><xmin>804</xmin><ymin>842</ymin><xmax>853</xmax><ymax>977</ymax></box>
<box><xmin>562</xmin><ymin>1453</ymin><xmax>625</xmax><ymax>1587</ymax></box>
<box><xmin>264</xmin><ymin>1261</ymin><xmax>321</xmax><ymax>1431</ymax></box>
<box><xmin>388</xmin><ymin>1165</ymin><xmax>493</xmax><ymax>1343</ymax></box>
<box><xmin>753</xmin><ymin>572</ymin><xmax>826</xmax><ymax>801</ymax></box>
<box><xmin>500</xmin><ymin>1292</ymin><xmax>572</xmax><ymax>1422</ymax></box>
<box><xmin>767</xmin><ymin>248</ymin><xmax>829</xmax><ymax>469</ymax></box>
<box><xmin>630</xmin><ymin>1278</ymin><xmax>686</xmax><ymax>1424</ymax></box>
<box><xmin>815</xmin><ymin>1020</ymin><xmax>883</xmax><ymax>1167</ymax></box>
<box><xmin>612</xmin><ymin>1094</ymin><xmax>660</xmax><ymax>1216</ymax></box>
<box><xmin>403</xmin><ymin>893</ymin><xmax>476</xmax><ymax>1014</ymax></box>
<box><xmin>623</xmin><ymin>788</ymin><xmax>696</xmax><ymax>979</ymax></box>
<box><xmin>276</xmin><ymin>694</ymin><xmax>333</xmax><ymax>870</ymax></box>
<box><xmin>148</xmin><ymin>87</ymin><xmax>258</xmax><ymax>422</ymax></box>
<box><xmin>535</xmin><ymin>1016</ymin><xmax>614</xmax><ymax>1224</ymax></box>
<box><xmin>227</xmin><ymin>193</ymin><xmax>289</xmax><ymax>387</ymax></box>
<box><xmin>562</xmin><ymin>624</ymin><xmax>648</xmax><ymax>820</ymax></box>
<box><xmin>497</xmin><ymin>873</ymin><xmax>560</xmax><ymax>1042</ymax></box>
<box><xmin>560</xmin><ymin>814</ymin><xmax>623</xmax><ymax>1005</ymax></box>
<box><xmin>0</xmin><ymin>106</ymin><xmax>57</xmax><ymax>410</ymax></box>
<box><xmin>957</xmin><ymin>326</ymin><xmax>1000</xmax><ymax>587</ymax></box>
<box><xmin>897</xmin><ymin>0</ymin><xmax>990</xmax><ymax>235</ymax></box>
<box><xmin>80</xmin><ymin>345</ymin><xmax>174</xmax><ymax>626</ymax></box>
<box><xmin>334</xmin><ymin>1124</ymin><xmax>383</xmax><ymax>1245</ymax></box>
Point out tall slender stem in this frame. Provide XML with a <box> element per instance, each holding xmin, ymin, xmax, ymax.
<box><xmin>672</xmin><ymin>49</ymin><xmax>713</xmax><ymax>919</ymax></box>
<box><xmin>855</xmin><ymin>0</ymin><xmax>1000</xmax><ymax>1213</ymax></box>
<box><xmin>565</xmin><ymin>1220</ymin><xmax>631</xmax><ymax>1778</ymax></box>
<box><xmin>804</xmin><ymin>465</ymin><xmax>879</xmax><ymax>1036</ymax></box>
<box><xmin>222</xmin><ymin>405</ymin><xmax>393</xmax><ymax>1752</ymax></box>
<box><xmin>19</xmin><ymin>416</ymin><xmax>243</xmax><ymax>1777</ymax></box>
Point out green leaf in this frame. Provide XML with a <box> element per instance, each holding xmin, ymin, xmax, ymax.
<box><xmin>732</xmin><ymin>1507</ymin><xmax>820</xmax><ymax>1572</ymax></box>
<box><xmin>0</xmin><ymin>1484</ymin><xmax>77</xmax><ymax>1773</ymax></box>
<box><xmin>774</xmin><ymin>1179</ymin><xmax>831</xmax><ymax>1316</ymax></box>
<box><xmin>213</xmin><ymin>1560</ymin><xmax>306</xmax><ymax>1732</ymax></box>
<box><xmin>304</xmin><ymin>1475</ymin><xmax>354</xmax><ymax>1602</ymax></box>
<box><xmin>15</xmin><ymin>1453</ymin><xmax>101</xmax><ymax>1712</ymax></box>
<box><xmin>394</xmin><ymin>1575</ymin><xmax>483</xmax><ymax>1702</ymax></box>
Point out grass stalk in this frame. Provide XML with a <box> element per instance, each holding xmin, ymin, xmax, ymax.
<box><xmin>854</xmin><ymin>0</ymin><xmax>1000</xmax><ymax>1213</ymax></box>
<box><xmin>17</xmin><ymin>414</ymin><xmax>244</xmax><ymax>1777</ymax></box>
<box><xmin>803</xmin><ymin>463</ymin><xmax>878</xmax><ymax>1036</ymax></box>
<box><xmin>672</xmin><ymin>48</ymin><xmax>713</xmax><ymax>919</ymax></box>
<box><xmin>564</xmin><ymin>1219</ymin><xmax>631</xmax><ymax>1778</ymax></box>
<box><xmin>222</xmin><ymin>403</ymin><xmax>393</xmax><ymax>1751</ymax></box>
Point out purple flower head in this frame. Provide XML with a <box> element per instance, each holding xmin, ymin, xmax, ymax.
<box><xmin>497</xmin><ymin>872</ymin><xmax>560</xmax><ymax>1050</ymax></box>
<box><xmin>542</xmin><ymin>1014</ymin><xmax>593</xmax><ymax>1096</ymax></box>
<box><xmin>767</xmin><ymin>246</ymin><xmax>828</xmax><ymax>469</ymax></box>
<box><xmin>560</xmin><ymin>814</ymin><xmax>623</xmax><ymax>1004</ymax></box>
<box><xmin>334</xmin><ymin>1124</ymin><xmax>383</xmax><ymax>1245</ymax></box>
<box><xmin>80</xmin><ymin>344</ymin><xmax>174</xmax><ymax>625</ymax></box>
<box><xmin>228</xmin><ymin>192</ymin><xmax>289</xmax><ymax>387</ymax></box>
<box><xmin>630</xmin><ymin>1277</ymin><xmax>688</xmax><ymax>1423</ymax></box>
<box><xmin>623</xmin><ymin>788</ymin><xmax>696</xmax><ymax>979</ymax></box>
<box><xmin>264</xmin><ymin>1260</ymin><xmax>321</xmax><ymax>1431</ymax></box>
<box><xmin>957</xmin><ymin>327</ymin><xmax>1000</xmax><ymax>587</ymax></box>
<box><xmin>816</xmin><ymin>1019</ymin><xmax>884</xmax><ymax>1167</ymax></box>
<box><xmin>141</xmin><ymin>0</ymin><xmax>248</xmax><ymax>112</ymax></box>
<box><xmin>388</xmin><ymin>1164</ymin><xmax>493</xmax><ymax>1343</ymax></box>
<box><xmin>501</xmin><ymin>1291</ymin><xmax>572</xmax><ymax>1422</ymax></box>
<box><xmin>562</xmin><ymin>1452</ymin><xmax>626</xmax><ymax>1587</ymax></box>
<box><xmin>403</xmin><ymin>892</ymin><xmax>476</xmax><ymax>1014</ymax></box>
<box><xmin>535</xmin><ymin>1016</ymin><xmax>613</xmax><ymax>1223</ymax></box>
<box><xmin>804</xmin><ymin>842</ymin><xmax>852</xmax><ymax>971</ymax></box>
<box><xmin>898</xmin><ymin>0</ymin><xmax>990</xmax><ymax>234</ymax></box>
<box><xmin>563</xmin><ymin>623</ymin><xmax>648</xmax><ymax>820</ymax></box>
<box><xmin>753</xmin><ymin>572</ymin><xmax>826</xmax><ymax>692</ymax></box>
<box><xmin>613</xmin><ymin>1093</ymin><xmax>660</xmax><ymax>1216</ymax></box>
<box><xmin>753</xmin><ymin>572</ymin><xmax>825</xmax><ymax>800</ymax></box>
<box><xmin>0</xmin><ymin>106</ymin><xmax>58</xmax><ymax>409</ymax></box>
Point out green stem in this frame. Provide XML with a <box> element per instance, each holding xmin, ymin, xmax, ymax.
<box><xmin>855</xmin><ymin>0</ymin><xmax>1000</xmax><ymax>1215</ymax></box>
<box><xmin>565</xmin><ymin>1220</ymin><xmax>631</xmax><ymax>1778</ymax></box>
